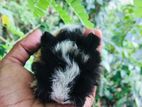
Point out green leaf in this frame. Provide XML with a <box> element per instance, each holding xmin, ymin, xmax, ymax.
<box><xmin>7</xmin><ymin>24</ymin><xmax>24</xmax><ymax>37</ymax></box>
<box><xmin>65</xmin><ymin>0</ymin><xmax>94</xmax><ymax>28</ymax></box>
<box><xmin>28</xmin><ymin>0</ymin><xmax>50</xmax><ymax>18</ymax></box>
<box><xmin>0</xmin><ymin>44</ymin><xmax>5</xmax><ymax>57</ymax></box>
<box><xmin>51</xmin><ymin>0</ymin><xmax>72</xmax><ymax>24</ymax></box>
<box><xmin>102</xmin><ymin>61</ymin><xmax>111</xmax><ymax>72</ymax></box>
<box><xmin>134</xmin><ymin>0</ymin><xmax>142</xmax><ymax>17</ymax></box>
<box><xmin>1</xmin><ymin>14</ymin><xmax>24</xmax><ymax>37</ymax></box>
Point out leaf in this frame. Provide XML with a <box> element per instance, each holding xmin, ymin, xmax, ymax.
<box><xmin>28</xmin><ymin>0</ymin><xmax>50</xmax><ymax>18</ymax></box>
<box><xmin>8</xmin><ymin>24</ymin><xmax>24</xmax><ymax>37</ymax></box>
<box><xmin>102</xmin><ymin>61</ymin><xmax>111</xmax><ymax>72</ymax></box>
<box><xmin>1</xmin><ymin>15</ymin><xmax>10</xmax><ymax>26</ymax></box>
<box><xmin>0</xmin><ymin>44</ymin><xmax>5</xmax><ymax>57</ymax></box>
<box><xmin>96</xmin><ymin>0</ymin><xmax>103</xmax><ymax>5</ymax></box>
<box><xmin>1</xmin><ymin>14</ymin><xmax>24</xmax><ymax>37</ymax></box>
<box><xmin>0</xmin><ymin>5</ymin><xmax>13</xmax><ymax>17</ymax></box>
<box><xmin>51</xmin><ymin>0</ymin><xmax>73</xmax><ymax>24</ymax></box>
<box><xmin>65</xmin><ymin>0</ymin><xmax>94</xmax><ymax>28</ymax></box>
<box><xmin>134</xmin><ymin>0</ymin><xmax>142</xmax><ymax>17</ymax></box>
<box><xmin>116</xmin><ymin>97</ymin><xmax>127</xmax><ymax>107</ymax></box>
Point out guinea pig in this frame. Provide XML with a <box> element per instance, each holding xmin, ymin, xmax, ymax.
<box><xmin>31</xmin><ymin>25</ymin><xmax>101</xmax><ymax>107</ymax></box>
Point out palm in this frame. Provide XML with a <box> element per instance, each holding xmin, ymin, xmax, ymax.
<box><xmin>0</xmin><ymin>29</ymin><xmax>102</xmax><ymax>107</ymax></box>
<box><xmin>0</xmin><ymin>62</ymin><xmax>39</xmax><ymax>106</ymax></box>
<box><xmin>0</xmin><ymin>63</ymin><xmax>77</xmax><ymax>107</ymax></box>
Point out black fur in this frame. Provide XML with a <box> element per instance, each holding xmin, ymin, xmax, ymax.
<box><xmin>32</xmin><ymin>27</ymin><xmax>101</xmax><ymax>107</ymax></box>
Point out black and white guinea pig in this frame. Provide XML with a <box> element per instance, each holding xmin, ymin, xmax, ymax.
<box><xmin>32</xmin><ymin>25</ymin><xmax>101</xmax><ymax>107</ymax></box>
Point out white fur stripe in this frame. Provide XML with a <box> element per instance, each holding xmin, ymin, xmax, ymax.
<box><xmin>51</xmin><ymin>40</ymin><xmax>89</xmax><ymax>104</ymax></box>
<box><xmin>51</xmin><ymin>40</ymin><xmax>80</xmax><ymax>104</ymax></box>
<box><xmin>51</xmin><ymin>61</ymin><xmax>80</xmax><ymax>104</ymax></box>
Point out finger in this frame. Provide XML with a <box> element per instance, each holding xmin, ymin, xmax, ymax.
<box><xmin>83</xmin><ymin>29</ymin><xmax>103</xmax><ymax>53</ymax></box>
<box><xmin>84</xmin><ymin>28</ymin><xmax>102</xmax><ymax>38</ymax></box>
<box><xmin>83</xmin><ymin>29</ymin><xmax>102</xmax><ymax>107</ymax></box>
<box><xmin>45</xmin><ymin>103</ymin><xmax>74</xmax><ymax>107</ymax></box>
<box><xmin>3</xmin><ymin>29</ymin><xmax>42</xmax><ymax>65</ymax></box>
<box><xmin>83</xmin><ymin>87</ymin><xmax>97</xmax><ymax>107</ymax></box>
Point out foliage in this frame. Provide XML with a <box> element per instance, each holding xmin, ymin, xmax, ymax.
<box><xmin>134</xmin><ymin>0</ymin><xmax>142</xmax><ymax>17</ymax></box>
<box><xmin>95</xmin><ymin>1</ymin><xmax>142</xmax><ymax>106</ymax></box>
<box><xmin>28</xmin><ymin>0</ymin><xmax>93</xmax><ymax>28</ymax></box>
<box><xmin>0</xmin><ymin>0</ymin><xmax>142</xmax><ymax>107</ymax></box>
<box><xmin>65</xmin><ymin>0</ymin><xmax>94</xmax><ymax>28</ymax></box>
<box><xmin>51</xmin><ymin>0</ymin><xmax>73</xmax><ymax>24</ymax></box>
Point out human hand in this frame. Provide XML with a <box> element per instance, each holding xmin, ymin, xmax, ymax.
<box><xmin>0</xmin><ymin>28</ymin><xmax>102</xmax><ymax>107</ymax></box>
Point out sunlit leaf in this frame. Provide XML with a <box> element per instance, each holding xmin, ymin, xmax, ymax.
<box><xmin>28</xmin><ymin>0</ymin><xmax>50</xmax><ymax>18</ymax></box>
<box><xmin>65</xmin><ymin>0</ymin><xmax>94</xmax><ymax>28</ymax></box>
<box><xmin>51</xmin><ymin>0</ymin><xmax>73</xmax><ymax>24</ymax></box>
<box><xmin>8</xmin><ymin>24</ymin><xmax>24</xmax><ymax>37</ymax></box>
<box><xmin>1</xmin><ymin>14</ymin><xmax>24</xmax><ymax>37</ymax></box>
<box><xmin>134</xmin><ymin>0</ymin><xmax>142</xmax><ymax>17</ymax></box>
<box><xmin>1</xmin><ymin>15</ymin><xmax>10</xmax><ymax>26</ymax></box>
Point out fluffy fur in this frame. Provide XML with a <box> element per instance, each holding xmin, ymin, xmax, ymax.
<box><xmin>32</xmin><ymin>26</ymin><xmax>101</xmax><ymax>107</ymax></box>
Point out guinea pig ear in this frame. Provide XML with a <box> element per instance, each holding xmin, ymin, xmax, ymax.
<box><xmin>41</xmin><ymin>31</ymin><xmax>57</xmax><ymax>47</ymax></box>
<box><xmin>85</xmin><ymin>33</ymin><xmax>100</xmax><ymax>50</ymax></box>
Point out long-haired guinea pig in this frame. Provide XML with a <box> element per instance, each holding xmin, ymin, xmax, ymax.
<box><xmin>31</xmin><ymin>25</ymin><xmax>101</xmax><ymax>107</ymax></box>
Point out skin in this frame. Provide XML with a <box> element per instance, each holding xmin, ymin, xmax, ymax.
<box><xmin>0</xmin><ymin>28</ymin><xmax>102</xmax><ymax>107</ymax></box>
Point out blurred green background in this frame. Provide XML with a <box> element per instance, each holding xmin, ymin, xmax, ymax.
<box><xmin>0</xmin><ymin>0</ymin><xmax>142</xmax><ymax>107</ymax></box>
